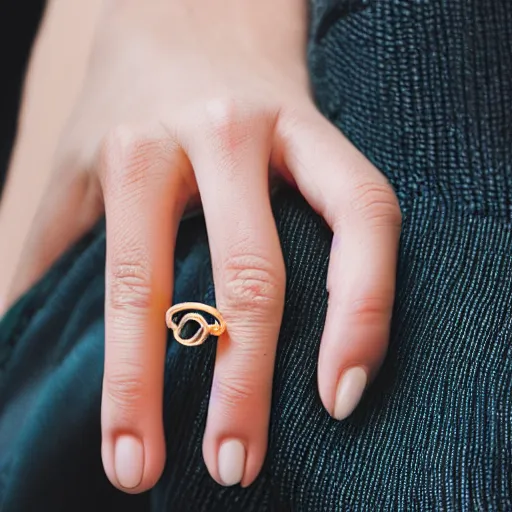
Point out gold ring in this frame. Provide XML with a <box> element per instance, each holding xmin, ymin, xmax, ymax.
<box><xmin>165</xmin><ymin>302</ymin><xmax>226</xmax><ymax>347</ymax></box>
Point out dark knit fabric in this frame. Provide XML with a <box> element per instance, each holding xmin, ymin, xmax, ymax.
<box><xmin>1</xmin><ymin>1</ymin><xmax>512</xmax><ymax>511</ymax></box>
<box><xmin>309</xmin><ymin>0</ymin><xmax>512</xmax><ymax>218</ymax></box>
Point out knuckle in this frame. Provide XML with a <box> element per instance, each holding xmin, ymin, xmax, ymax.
<box><xmin>222</xmin><ymin>253</ymin><xmax>284</xmax><ymax>311</ymax></box>
<box><xmin>204</xmin><ymin>97</ymin><xmax>248</xmax><ymax>133</ymax></box>
<box><xmin>104</xmin><ymin>371</ymin><xmax>146</xmax><ymax>413</ymax></box>
<box><xmin>98</xmin><ymin>125</ymin><xmax>163</xmax><ymax>192</ymax></box>
<box><xmin>350</xmin><ymin>182</ymin><xmax>402</xmax><ymax>229</ymax></box>
<box><xmin>201</xmin><ymin>98</ymin><xmax>268</xmax><ymax>153</ymax></box>
<box><xmin>109</xmin><ymin>260</ymin><xmax>153</xmax><ymax>311</ymax></box>
<box><xmin>213</xmin><ymin>376</ymin><xmax>254</xmax><ymax>410</ymax></box>
<box><xmin>100</xmin><ymin>125</ymin><xmax>139</xmax><ymax>169</ymax></box>
<box><xmin>348</xmin><ymin>295</ymin><xmax>393</xmax><ymax>325</ymax></box>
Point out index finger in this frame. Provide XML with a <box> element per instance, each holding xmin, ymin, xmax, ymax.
<box><xmin>100</xmin><ymin>129</ymin><xmax>190</xmax><ymax>492</ymax></box>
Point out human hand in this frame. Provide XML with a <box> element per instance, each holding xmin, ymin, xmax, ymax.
<box><xmin>7</xmin><ymin>0</ymin><xmax>401</xmax><ymax>493</ymax></box>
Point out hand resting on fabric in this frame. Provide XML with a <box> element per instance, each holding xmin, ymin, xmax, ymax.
<box><xmin>4</xmin><ymin>0</ymin><xmax>401</xmax><ymax>493</ymax></box>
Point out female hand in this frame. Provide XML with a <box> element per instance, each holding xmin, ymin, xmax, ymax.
<box><xmin>7</xmin><ymin>0</ymin><xmax>401</xmax><ymax>493</ymax></box>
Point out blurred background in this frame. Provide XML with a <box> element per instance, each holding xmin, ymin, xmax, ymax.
<box><xmin>0</xmin><ymin>1</ymin><xmax>105</xmax><ymax>303</ymax></box>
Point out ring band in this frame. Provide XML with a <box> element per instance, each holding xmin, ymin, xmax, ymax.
<box><xmin>165</xmin><ymin>302</ymin><xmax>226</xmax><ymax>347</ymax></box>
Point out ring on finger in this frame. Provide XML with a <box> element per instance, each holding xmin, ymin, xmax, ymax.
<box><xmin>166</xmin><ymin>302</ymin><xmax>226</xmax><ymax>346</ymax></box>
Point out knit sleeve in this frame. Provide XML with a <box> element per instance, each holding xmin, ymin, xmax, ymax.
<box><xmin>309</xmin><ymin>0</ymin><xmax>369</xmax><ymax>40</ymax></box>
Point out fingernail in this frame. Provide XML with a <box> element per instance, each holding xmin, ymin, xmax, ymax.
<box><xmin>114</xmin><ymin>435</ymin><xmax>144</xmax><ymax>489</ymax></box>
<box><xmin>334</xmin><ymin>367</ymin><xmax>367</xmax><ymax>420</ymax></box>
<box><xmin>218</xmin><ymin>439</ymin><xmax>245</xmax><ymax>486</ymax></box>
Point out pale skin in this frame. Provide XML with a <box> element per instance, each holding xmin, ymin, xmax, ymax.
<box><xmin>1</xmin><ymin>0</ymin><xmax>401</xmax><ymax>493</ymax></box>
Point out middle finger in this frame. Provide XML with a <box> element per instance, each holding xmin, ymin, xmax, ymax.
<box><xmin>188</xmin><ymin>105</ymin><xmax>285</xmax><ymax>487</ymax></box>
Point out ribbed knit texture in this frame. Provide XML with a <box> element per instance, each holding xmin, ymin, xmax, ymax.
<box><xmin>310</xmin><ymin>0</ymin><xmax>512</xmax><ymax>218</ymax></box>
<box><xmin>0</xmin><ymin>1</ymin><xmax>511</xmax><ymax>511</ymax></box>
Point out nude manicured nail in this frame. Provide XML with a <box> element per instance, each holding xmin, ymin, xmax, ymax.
<box><xmin>334</xmin><ymin>367</ymin><xmax>367</xmax><ymax>420</ymax></box>
<box><xmin>218</xmin><ymin>439</ymin><xmax>245</xmax><ymax>486</ymax></box>
<box><xmin>114</xmin><ymin>435</ymin><xmax>144</xmax><ymax>489</ymax></box>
